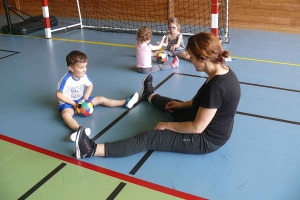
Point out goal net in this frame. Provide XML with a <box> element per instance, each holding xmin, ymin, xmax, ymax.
<box><xmin>42</xmin><ymin>0</ymin><xmax>229</xmax><ymax>43</ymax></box>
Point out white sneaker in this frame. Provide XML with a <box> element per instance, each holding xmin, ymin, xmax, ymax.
<box><xmin>125</xmin><ymin>92</ymin><xmax>139</xmax><ymax>109</ymax></box>
<box><xmin>70</xmin><ymin>128</ymin><xmax>91</xmax><ymax>142</ymax></box>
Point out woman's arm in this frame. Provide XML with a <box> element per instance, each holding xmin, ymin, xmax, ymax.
<box><xmin>154</xmin><ymin>106</ymin><xmax>217</xmax><ymax>134</ymax></box>
<box><xmin>165</xmin><ymin>100</ymin><xmax>193</xmax><ymax>112</ymax></box>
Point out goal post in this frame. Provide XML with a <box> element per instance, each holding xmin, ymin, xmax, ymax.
<box><xmin>42</xmin><ymin>0</ymin><xmax>83</xmax><ymax>38</ymax></box>
<box><xmin>42</xmin><ymin>0</ymin><xmax>229</xmax><ymax>43</ymax></box>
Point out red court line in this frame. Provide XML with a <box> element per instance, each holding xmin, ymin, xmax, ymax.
<box><xmin>0</xmin><ymin>134</ymin><xmax>207</xmax><ymax>200</ymax></box>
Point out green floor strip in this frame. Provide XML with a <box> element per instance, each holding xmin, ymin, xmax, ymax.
<box><xmin>0</xmin><ymin>140</ymin><xmax>181</xmax><ymax>200</ymax></box>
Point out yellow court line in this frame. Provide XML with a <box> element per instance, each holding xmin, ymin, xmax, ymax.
<box><xmin>51</xmin><ymin>37</ymin><xmax>135</xmax><ymax>48</ymax></box>
<box><xmin>2</xmin><ymin>33</ymin><xmax>299</xmax><ymax>67</ymax></box>
<box><xmin>1</xmin><ymin>33</ymin><xmax>136</xmax><ymax>48</ymax></box>
<box><xmin>231</xmin><ymin>56</ymin><xmax>300</xmax><ymax>67</ymax></box>
<box><xmin>51</xmin><ymin>37</ymin><xmax>299</xmax><ymax>67</ymax></box>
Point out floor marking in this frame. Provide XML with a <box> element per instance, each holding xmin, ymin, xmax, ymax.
<box><xmin>155</xmin><ymin>73</ymin><xmax>175</xmax><ymax>89</ymax></box>
<box><xmin>129</xmin><ymin>150</ymin><xmax>154</xmax><ymax>175</ymax></box>
<box><xmin>0</xmin><ymin>49</ymin><xmax>20</xmax><ymax>59</ymax></box>
<box><xmin>1</xmin><ymin>33</ymin><xmax>299</xmax><ymax>67</ymax></box>
<box><xmin>236</xmin><ymin>112</ymin><xmax>300</xmax><ymax>125</ymax></box>
<box><xmin>51</xmin><ymin>37</ymin><xmax>135</xmax><ymax>48</ymax></box>
<box><xmin>0</xmin><ymin>134</ymin><xmax>206</xmax><ymax>200</ymax></box>
<box><xmin>178</xmin><ymin>73</ymin><xmax>300</xmax><ymax>93</ymax></box>
<box><xmin>239</xmin><ymin>81</ymin><xmax>300</xmax><ymax>93</ymax></box>
<box><xmin>231</xmin><ymin>56</ymin><xmax>300</xmax><ymax>67</ymax></box>
<box><xmin>106</xmin><ymin>182</ymin><xmax>127</xmax><ymax>200</ymax></box>
<box><xmin>18</xmin><ymin>163</ymin><xmax>67</xmax><ymax>200</ymax></box>
<box><xmin>92</xmin><ymin>108</ymin><xmax>136</xmax><ymax>141</ymax></box>
<box><xmin>0</xmin><ymin>33</ymin><xmax>135</xmax><ymax>48</ymax></box>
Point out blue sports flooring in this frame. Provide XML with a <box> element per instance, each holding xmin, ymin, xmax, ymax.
<box><xmin>1</xmin><ymin>14</ymin><xmax>300</xmax><ymax>199</ymax></box>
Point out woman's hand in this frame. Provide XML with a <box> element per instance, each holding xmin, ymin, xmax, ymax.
<box><xmin>154</xmin><ymin>122</ymin><xmax>168</xmax><ymax>130</ymax></box>
<box><xmin>165</xmin><ymin>101</ymin><xmax>182</xmax><ymax>113</ymax></box>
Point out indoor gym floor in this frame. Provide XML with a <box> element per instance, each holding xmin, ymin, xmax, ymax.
<box><xmin>1</xmin><ymin>14</ymin><xmax>300</xmax><ymax>200</ymax></box>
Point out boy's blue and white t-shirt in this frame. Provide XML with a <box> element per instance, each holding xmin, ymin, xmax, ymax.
<box><xmin>57</xmin><ymin>71</ymin><xmax>92</xmax><ymax>105</ymax></box>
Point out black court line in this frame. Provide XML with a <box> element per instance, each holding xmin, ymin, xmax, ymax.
<box><xmin>177</xmin><ymin>72</ymin><xmax>300</xmax><ymax>93</ymax></box>
<box><xmin>154</xmin><ymin>73</ymin><xmax>175</xmax><ymax>89</ymax></box>
<box><xmin>237</xmin><ymin>111</ymin><xmax>300</xmax><ymax>125</ymax></box>
<box><xmin>129</xmin><ymin>150</ymin><xmax>154</xmax><ymax>175</ymax></box>
<box><xmin>0</xmin><ymin>49</ymin><xmax>20</xmax><ymax>59</ymax></box>
<box><xmin>106</xmin><ymin>182</ymin><xmax>127</xmax><ymax>200</ymax></box>
<box><xmin>239</xmin><ymin>81</ymin><xmax>300</xmax><ymax>93</ymax></box>
<box><xmin>18</xmin><ymin>162</ymin><xmax>67</xmax><ymax>200</ymax></box>
<box><xmin>92</xmin><ymin>108</ymin><xmax>136</xmax><ymax>141</ymax></box>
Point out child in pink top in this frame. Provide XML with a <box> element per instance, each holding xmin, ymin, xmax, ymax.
<box><xmin>136</xmin><ymin>26</ymin><xmax>179</xmax><ymax>74</ymax></box>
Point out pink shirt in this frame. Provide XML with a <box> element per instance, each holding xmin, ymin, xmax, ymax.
<box><xmin>136</xmin><ymin>42</ymin><xmax>152</xmax><ymax>68</ymax></box>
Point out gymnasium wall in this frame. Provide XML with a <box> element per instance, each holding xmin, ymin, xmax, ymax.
<box><xmin>1</xmin><ymin>0</ymin><xmax>300</xmax><ymax>34</ymax></box>
<box><xmin>230</xmin><ymin>0</ymin><xmax>300</xmax><ymax>34</ymax></box>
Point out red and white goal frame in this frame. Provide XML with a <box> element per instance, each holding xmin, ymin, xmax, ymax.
<box><xmin>42</xmin><ymin>0</ymin><xmax>229</xmax><ymax>43</ymax></box>
<box><xmin>41</xmin><ymin>0</ymin><xmax>83</xmax><ymax>38</ymax></box>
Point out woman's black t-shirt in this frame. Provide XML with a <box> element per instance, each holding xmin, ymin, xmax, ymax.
<box><xmin>192</xmin><ymin>69</ymin><xmax>241</xmax><ymax>146</ymax></box>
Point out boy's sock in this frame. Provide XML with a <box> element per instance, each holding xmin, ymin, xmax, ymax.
<box><xmin>170</xmin><ymin>56</ymin><xmax>179</xmax><ymax>68</ymax></box>
<box><xmin>124</xmin><ymin>92</ymin><xmax>139</xmax><ymax>108</ymax></box>
<box><xmin>70</xmin><ymin>127</ymin><xmax>91</xmax><ymax>142</ymax></box>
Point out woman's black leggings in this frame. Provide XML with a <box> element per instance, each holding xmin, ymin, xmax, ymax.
<box><xmin>105</xmin><ymin>94</ymin><xmax>220</xmax><ymax>157</ymax></box>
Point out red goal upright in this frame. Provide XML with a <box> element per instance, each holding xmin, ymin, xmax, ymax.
<box><xmin>42</xmin><ymin>0</ymin><xmax>229</xmax><ymax>43</ymax></box>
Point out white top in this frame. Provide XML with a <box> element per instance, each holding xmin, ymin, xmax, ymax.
<box><xmin>136</xmin><ymin>42</ymin><xmax>152</xmax><ymax>68</ymax></box>
<box><xmin>57</xmin><ymin>71</ymin><xmax>92</xmax><ymax>105</ymax></box>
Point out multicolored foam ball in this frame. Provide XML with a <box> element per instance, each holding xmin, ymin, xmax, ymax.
<box><xmin>76</xmin><ymin>100</ymin><xmax>94</xmax><ymax>117</ymax></box>
<box><xmin>156</xmin><ymin>52</ymin><xmax>168</xmax><ymax>64</ymax></box>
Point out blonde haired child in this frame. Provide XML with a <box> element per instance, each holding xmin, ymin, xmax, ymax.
<box><xmin>136</xmin><ymin>26</ymin><xmax>179</xmax><ymax>74</ymax></box>
<box><xmin>153</xmin><ymin>17</ymin><xmax>190</xmax><ymax>60</ymax></box>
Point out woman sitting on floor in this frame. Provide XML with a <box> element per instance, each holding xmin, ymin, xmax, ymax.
<box><xmin>74</xmin><ymin>32</ymin><xmax>241</xmax><ymax>159</ymax></box>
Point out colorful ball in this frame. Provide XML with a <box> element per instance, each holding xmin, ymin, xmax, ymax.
<box><xmin>76</xmin><ymin>100</ymin><xmax>94</xmax><ymax>117</ymax></box>
<box><xmin>156</xmin><ymin>52</ymin><xmax>168</xmax><ymax>64</ymax></box>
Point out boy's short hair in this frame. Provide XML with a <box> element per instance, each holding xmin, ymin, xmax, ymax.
<box><xmin>66</xmin><ymin>50</ymin><xmax>88</xmax><ymax>66</ymax></box>
<box><xmin>136</xmin><ymin>26</ymin><xmax>152</xmax><ymax>43</ymax></box>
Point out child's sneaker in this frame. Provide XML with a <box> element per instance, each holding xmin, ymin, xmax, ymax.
<box><xmin>139</xmin><ymin>74</ymin><xmax>154</xmax><ymax>100</ymax></box>
<box><xmin>70</xmin><ymin>127</ymin><xmax>91</xmax><ymax>142</ymax></box>
<box><xmin>170</xmin><ymin>56</ymin><xmax>179</xmax><ymax>68</ymax></box>
<box><xmin>75</xmin><ymin>126</ymin><xmax>97</xmax><ymax>159</ymax></box>
<box><xmin>124</xmin><ymin>92</ymin><xmax>139</xmax><ymax>108</ymax></box>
